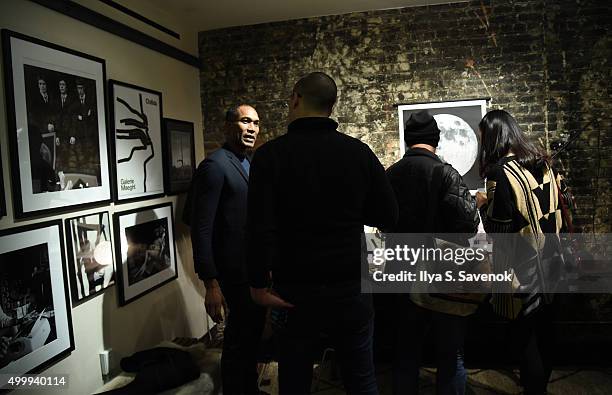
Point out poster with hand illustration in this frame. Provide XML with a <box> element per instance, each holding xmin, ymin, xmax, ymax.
<box><xmin>110</xmin><ymin>80</ymin><xmax>164</xmax><ymax>202</ymax></box>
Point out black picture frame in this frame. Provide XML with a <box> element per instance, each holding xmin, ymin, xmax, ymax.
<box><xmin>0</xmin><ymin>220</ymin><xmax>75</xmax><ymax>380</ymax></box>
<box><xmin>0</xmin><ymin>147</ymin><xmax>6</xmax><ymax>218</ymax></box>
<box><xmin>64</xmin><ymin>211</ymin><xmax>116</xmax><ymax>306</ymax></box>
<box><xmin>1</xmin><ymin>29</ymin><xmax>112</xmax><ymax>219</ymax></box>
<box><xmin>397</xmin><ymin>99</ymin><xmax>488</xmax><ymax>192</ymax></box>
<box><xmin>109</xmin><ymin>80</ymin><xmax>165</xmax><ymax>203</ymax></box>
<box><xmin>162</xmin><ymin>118</ymin><xmax>195</xmax><ymax>195</ymax></box>
<box><xmin>113</xmin><ymin>202</ymin><xmax>178</xmax><ymax>306</ymax></box>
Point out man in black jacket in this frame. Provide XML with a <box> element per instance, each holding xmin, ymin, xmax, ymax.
<box><xmin>247</xmin><ymin>72</ymin><xmax>398</xmax><ymax>394</ymax></box>
<box><xmin>28</xmin><ymin>75</ymin><xmax>56</xmax><ymax>140</ymax></box>
<box><xmin>54</xmin><ymin>78</ymin><xmax>76</xmax><ymax>175</ymax></box>
<box><xmin>386</xmin><ymin>110</ymin><xmax>479</xmax><ymax>395</ymax></box>
<box><xmin>190</xmin><ymin>104</ymin><xmax>266</xmax><ymax>394</ymax></box>
<box><xmin>27</xmin><ymin>75</ymin><xmax>59</xmax><ymax>192</ymax></box>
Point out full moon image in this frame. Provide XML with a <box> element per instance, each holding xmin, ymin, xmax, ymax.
<box><xmin>433</xmin><ymin>113</ymin><xmax>479</xmax><ymax>176</ymax></box>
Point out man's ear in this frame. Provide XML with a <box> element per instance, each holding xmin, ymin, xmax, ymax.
<box><xmin>290</xmin><ymin>92</ymin><xmax>300</xmax><ymax>110</ymax></box>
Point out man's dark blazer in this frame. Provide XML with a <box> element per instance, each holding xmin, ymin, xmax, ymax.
<box><xmin>190</xmin><ymin>145</ymin><xmax>251</xmax><ymax>285</ymax></box>
<box><xmin>28</xmin><ymin>92</ymin><xmax>56</xmax><ymax>136</ymax></box>
<box><xmin>73</xmin><ymin>95</ymin><xmax>97</xmax><ymax>140</ymax></box>
<box><xmin>56</xmin><ymin>94</ymin><xmax>76</xmax><ymax>140</ymax></box>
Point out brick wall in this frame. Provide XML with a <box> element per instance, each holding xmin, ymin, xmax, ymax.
<box><xmin>198</xmin><ymin>0</ymin><xmax>610</xmax><ymax>233</ymax></box>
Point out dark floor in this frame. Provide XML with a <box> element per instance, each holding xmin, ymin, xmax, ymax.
<box><xmin>194</xmin><ymin>317</ymin><xmax>612</xmax><ymax>394</ymax></box>
<box><xmin>258</xmin><ymin>362</ymin><xmax>612</xmax><ymax>394</ymax></box>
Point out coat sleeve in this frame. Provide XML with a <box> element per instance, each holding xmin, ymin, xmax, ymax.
<box><xmin>190</xmin><ymin>158</ymin><xmax>224</xmax><ymax>280</ymax></box>
<box><xmin>480</xmin><ymin>164</ymin><xmax>514</xmax><ymax>234</ymax></box>
<box><xmin>363</xmin><ymin>147</ymin><xmax>399</xmax><ymax>230</ymax></box>
<box><xmin>439</xmin><ymin>165</ymin><xmax>479</xmax><ymax>235</ymax></box>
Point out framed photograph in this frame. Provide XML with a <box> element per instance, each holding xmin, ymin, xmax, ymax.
<box><xmin>163</xmin><ymin>118</ymin><xmax>195</xmax><ymax>195</ymax></box>
<box><xmin>110</xmin><ymin>80</ymin><xmax>164</xmax><ymax>203</ymax></box>
<box><xmin>1</xmin><ymin>29</ymin><xmax>111</xmax><ymax>219</ymax></box>
<box><xmin>398</xmin><ymin>99</ymin><xmax>488</xmax><ymax>191</ymax></box>
<box><xmin>64</xmin><ymin>211</ymin><xmax>115</xmax><ymax>306</ymax></box>
<box><xmin>0</xmin><ymin>220</ymin><xmax>74</xmax><ymax>377</ymax></box>
<box><xmin>113</xmin><ymin>202</ymin><xmax>177</xmax><ymax>305</ymax></box>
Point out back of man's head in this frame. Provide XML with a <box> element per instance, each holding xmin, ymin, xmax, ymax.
<box><xmin>293</xmin><ymin>72</ymin><xmax>337</xmax><ymax>115</ymax></box>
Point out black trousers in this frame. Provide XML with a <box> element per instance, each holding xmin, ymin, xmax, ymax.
<box><xmin>275</xmin><ymin>283</ymin><xmax>378</xmax><ymax>395</ymax></box>
<box><xmin>510</xmin><ymin>304</ymin><xmax>555</xmax><ymax>395</ymax></box>
<box><xmin>220</xmin><ymin>283</ymin><xmax>266</xmax><ymax>394</ymax></box>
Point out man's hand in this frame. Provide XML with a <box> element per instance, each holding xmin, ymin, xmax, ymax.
<box><xmin>69</xmin><ymin>136</ymin><xmax>76</xmax><ymax>145</ymax></box>
<box><xmin>250</xmin><ymin>287</ymin><xmax>294</xmax><ymax>308</ymax></box>
<box><xmin>476</xmin><ymin>191</ymin><xmax>488</xmax><ymax>209</ymax></box>
<box><xmin>204</xmin><ymin>279</ymin><xmax>226</xmax><ymax>324</ymax></box>
<box><xmin>39</xmin><ymin>143</ymin><xmax>52</xmax><ymax>164</ymax></box>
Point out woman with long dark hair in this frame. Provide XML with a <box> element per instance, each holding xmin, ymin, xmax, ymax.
<box><xmin>476</xmin><ymin>109</ymin><xmax>565</xmax><ymax>395</ymax></box>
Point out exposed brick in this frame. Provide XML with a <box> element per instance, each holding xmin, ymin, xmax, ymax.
<box><xmin>198</xmin><ymin>0</ymin><xmax>611</xmax><ymax>234</ymax></box>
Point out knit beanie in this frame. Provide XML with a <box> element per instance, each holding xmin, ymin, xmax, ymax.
<box><xmin>404</xmin><ymin>110</ymin><xmax>441</xmax><ymax>148</ymax></box>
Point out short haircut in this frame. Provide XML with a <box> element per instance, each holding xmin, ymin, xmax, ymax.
<box><xmin>225</xmin><ymin>104</ymin><xmax>253</xmax><ymax>122</ymax></box>
<box><xmin>293</xmin><ymin>72</ymin><xmax>337</xmax><ymax>113</ymax></box>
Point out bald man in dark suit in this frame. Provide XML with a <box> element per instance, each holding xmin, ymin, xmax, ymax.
<box><xmin>190</xmin><ymin>104</ymin><xmax>266</xmax><ymax>394</ymax></box>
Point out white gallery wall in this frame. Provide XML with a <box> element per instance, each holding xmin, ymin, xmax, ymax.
<box><xmin>0</xmin><ymin>1</ymin><xmax>206</xmax><ymax>393</ymax></box>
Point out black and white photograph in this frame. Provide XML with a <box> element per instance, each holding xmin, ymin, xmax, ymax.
<box><xmin>65</xmin><ymin>211</ymin><xmax>115</xmax><ymax>306</ymax></box>
<box><xmin>110</xmin><ymin>80</ymin><xmax>164</xmax><ymax>202</ymax></box>
<box><xmin>23</xmin><ymin>65</ymin><xmax>100</xmax><ymax>191</ymax></box>
<box><xmin>113</xmin><ymin>203</ymin><xmax>177</xmax><ymax>305</ymax></box>
<box><xmin>2</xmin><ymin>29</ymin><xmax>111</xmax><ymax>218</ymax></box>
<box><xmin>0</xmin><ymin>221</ymin><xmax>74</xmax><ymax>376</ymax></box>
<box><xmin>398</xmin><ymin>99</ymin><xmax>488</xmax><ymax>191</ymax></box>
<box><xmin>124</xmin><ymin>218</ymin><xmax>170</xmax><ymax>285</ymax></box>
<box><xmin>163</xmin><ymin>118</ymin><xmax>195</xmax><ymax>195</ymax></box>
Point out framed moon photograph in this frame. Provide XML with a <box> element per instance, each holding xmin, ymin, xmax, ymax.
<box><xmin>65</xmin><ymin>211</ymin><xmax>115</xmax><ymax>306</ymax></box>
<box><xmin>163</xmin><ymin>118</ymin><xmax>195</xmax><ymax>195</ymax></box>
<box><xmin>113</xmin><ymin>202</ymin><xmax>177</xmax><ymax>305</ymax></box>
<box><xmin>110</xmin><ymin>80</ymin><xmax>164</xmax><ymax>203</ymax></box>
<box><xmin>0</xmin><ymin>220</ymin><xmax>74</xmax><ymax>377</ymax></box>
<box><xmin>1</xmin><ymin>29</ymin><xmax>112</xmax><ymax>218</ymax></box>
<box><xmin>398</xmin><ymin>99</ymin><xmax>488</xmax><ymax>191</ymax></box>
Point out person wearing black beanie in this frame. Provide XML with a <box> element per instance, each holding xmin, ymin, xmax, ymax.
<box><xmin>403</xmin><ymin>110</ymin><xmax>441</xmax><ymax>149</ymax></box>
<box><xmin>385</xmin><ymin>109</ymin><xmax>479</xmax><ymax>394</ymax></box>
